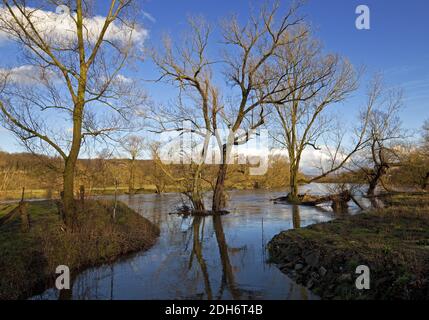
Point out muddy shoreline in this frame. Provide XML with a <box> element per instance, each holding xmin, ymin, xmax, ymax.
<box><xmin>0</xmin><ymin>200</ymin><xmax>160</xmax><ymax>300</ymax></box>
<box><xmin>268</xmin><ymin>204</ymin><xmax>429</xmax><ymax>300</ymax></box>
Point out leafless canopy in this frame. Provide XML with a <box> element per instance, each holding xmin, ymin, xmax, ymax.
<box><xmin>0</xmin><ymin>0</ymin><xmax>146</xmax><ymax>158</ymax></box>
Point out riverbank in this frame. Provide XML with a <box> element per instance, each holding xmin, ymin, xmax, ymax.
<box><xmin>0</xmin><ymin>200</ymin><xmax>160</xmax><ymax>299</ymax></box>
<box><xmin>0</xmin><ymin>185</ymin><xmax>249</xmax><ymax>201</ymax></box>
<box><xmin>268</xmin><ymin>193</ymin><xmax>429</xmax><ymax>300</ymax></box>
<box><xmin>0</xmin><ymin>183</ymin><xmax>289</xmax><ymax>202</ymax></box>
<box><xmin>0</xmin><ymin>186</ymin><xmax>178</xmax><ymax>201</ymax></box>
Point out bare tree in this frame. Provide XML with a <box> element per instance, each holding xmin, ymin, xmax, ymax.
<box><xmin>350</xmin><ymin>77</ymin><xmax>405</xmax><ymax>196</ymax></box>
<box><xmin>79</xmin><ymin>148</ymin><xmax>114</xmax><ymax>196</ymax></box>
<box><xmin>0</xmin><ymin>1</ymin><xmax>146</xmax><ymax>226</ymax></box>
<box><xmin>211</xmin><ymin>2</ymin><xmax>308</xmax><ymax>211</ymax></box>
<box><xmin>147</xmin><ymin>142</ymin><xmax>168</xmax><ymax>194</ymax></box>
<box><xmin>270</xmin><ymin>29</ymin><xmax>361</xmax><ymax>202</ymax></box>
<box><xmin>151</xmin><ymin>2</ymin><xmax>308</xmax><ymax>212</ymax></box>
<box><xmin>150</xmin><ymin>17</ymin><xmax>220</xmax><ymax>211</ymax></box>
<box><xmin>121</xmin><ymin>135</ymin><xmax>145</xmax><ymax>194</ymax></box>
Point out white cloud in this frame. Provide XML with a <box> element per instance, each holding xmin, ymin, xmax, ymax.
<box><xmin>300</xmin><ymin>147</ymin><xmax>349</xmax><ymax>175</ymax></box>
<box><xmin>270</xmin><ymin>146</ymin><xmax>347</xmax><ymax>175</ymax></box>
<box><xmin>142</xmin><ymin>11</ymin><xmax>156</xmax><ymax>23</ymax></box>
<box><xmin>0</xmin><ymin>65</ymin><xmax>57</xmax><ymax>85</ymax></box>
<box><xmin>0</xmin><ymin>6</ymin><xmax>147</xmax><ymax>48</ymax></box>
<box><xmin>0</xmin><ymin>64</ymin><xmax>134</xmax><ymax>88</ymax></box>
<box><xmin>114</xmin><ymin>74</ymin><xmax>133</xmax><ymax>84</ymax></box>
<box><xmin>0</xmin><ymin>31</ymin><xmax>7</xmax><ymax>43</ymax></box>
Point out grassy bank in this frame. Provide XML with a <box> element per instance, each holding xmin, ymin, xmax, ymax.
<box><xmin>0</xmin><ymin>184</ymin><xmax>259</xmax><ymax>201</ymax></box>
<box><xmin>0</xmin><ymin>200</ymin><xmax>160</xmax><ymax>300</ymax></box>
<box><xmin>268</xmin><ymin>193</ymin><xmax>429</xmax><ymax>300</ymax></box>
<box><xmin>0</xmin><ymin>186</ymin><xmax>176</xmax><ymax>201</ymax></box>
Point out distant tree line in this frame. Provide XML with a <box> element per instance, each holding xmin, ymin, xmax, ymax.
<box><xmin>0</xmin><ymin>151</ymin><xmax>295</xmax><ymax>199</ymax></box>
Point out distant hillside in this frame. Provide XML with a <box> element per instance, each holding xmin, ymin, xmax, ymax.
<box><xmin>0</xmin><ymin>152</ymin><xmax>296</xmax><ymax>200</ymax></box>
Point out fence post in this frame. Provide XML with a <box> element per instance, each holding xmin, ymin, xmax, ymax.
<box><xmin>79</xmin><ymin>185</ymin><xmax>85</xmax><ymax>205</ymax></box>
<box><xmin>19</xmin><ymin>187</ymin><xmax>30</xmax><ymax>232</ymax></box>
<box><xmin>113</xmin><ymin>179</ymin><xmax>118</xmax><ymax>221</ymax></box>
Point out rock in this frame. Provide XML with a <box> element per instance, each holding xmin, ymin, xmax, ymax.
<box><xmin>279</xmin><ymin>262</ymin><xmax>294</xmax><ymax>272</ymax></box>
<box><xmin>304</xmin><ymin>251</ymin><xmax>320</xmax><ymax>267</ymax></box>
<box><xmin>287</xmin><ymin>246</ymin><xmax>301</xmax><ymax>258</ymax></box>
<box><xmin>325</xmin><ymin>292</ymin><xmax>335</xmax><ymax>299</ymax></box>
<box><xmin>294</xmin><ymin>263</ymin><xmax>304</xmax><ymax>271</ymax></box>
<box><xmin>375</xmin><ymin>276</ymin><xmax>390</xmax><ymax>286</ymax></box>
<box><xmin>306</xmin><ymin>279</ymin><xmax>314</xmax><ymax>289</ymax></box>
<box><xmin>302</xmin><ymin>265</ymin><xmax>311</xmax><ymax>274</ymax></box>
<box><xmin>310</xmin><ymin>272</ymin><xmax>320</xmax><ymax>281</ymax></box>
<box><xmin>319</xmin><ymin>266</ymin><xmax>327</xmax><ymax>277</ymax></box>
<box><xmin>337</xmin><ymin>274</ymin><xmax>352</xmax><ymax>283</ymax></box>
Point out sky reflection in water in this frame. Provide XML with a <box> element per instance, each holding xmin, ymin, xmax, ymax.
<box><xmin>34</xmin><ymin>184</ymin><xmax>363</xmax><ymax>300</ymax></box>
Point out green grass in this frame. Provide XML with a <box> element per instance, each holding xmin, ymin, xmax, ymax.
<box><xmin>0</xmin><ymin>204</ymin><xmax>18</xmax><ymax>218</ymax></box>
<box><xmin>0</xmin><ymin>200</ymin><xmax>159</xmax><ymax>300</ymax></box>
<box><xmin>378</xmin><ymin>192</ymin><xmax>429</xmax><ymax>208</ymax></box>
<box><xmin>0</xmin><ymin>189</ymin><xmax>52</xmax><ymax>201</ymax></box>
<box><xmin>0</xmin><ymin>184</ymin><xmax>185</xmax><ymax>201</ymax></box>
<box><xmin>268</xmin><ymin>192</ymin><xmax>429</xmax><ymax>300</ymax></box>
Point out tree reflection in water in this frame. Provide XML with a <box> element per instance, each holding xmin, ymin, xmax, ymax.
<box><xmin>186</xmin><ymin>215</ymin><xmax>243</xmax><ymax>299</ymax></box>
<box><xmin>292</xmin><ymin>205</ymin><xmax>301</xmax><ymax>229</ymax></box>
<box><xmin>186</xmin><ymin>214</ymin><xmax>261</xmax><ymax>299</ymax></box>
<box><xmin>38</xmin><ymin>189</ymin><xmax>337</xmax><ymax>300</ymax></box>
<box><xmin>212</xmin><ymin>215</ymin><xmax>241</xmax><ymax>299</ymax></box>
<box><xmin>188</xmin><ymin>216</ymin><xmax>213</xmax><ymax>299</ymax></box>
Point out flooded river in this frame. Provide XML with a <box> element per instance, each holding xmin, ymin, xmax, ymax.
<box><xmin>33</xmin><ymin>184</ymin><xmax>362</xmax><ymax>300</ymax></box>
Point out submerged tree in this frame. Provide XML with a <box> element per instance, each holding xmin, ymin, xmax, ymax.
<box><xmin>0</xmin><ymin>0</ymin><xmax>146</xmax><ymax>226</ymax></box>
<box><xmin>210</xmin><ymin>2</ymin><xmax>309</xmax><ymax>211</ymax></box>
<box><xmin>270</xmin><ymin>29</ymin><xmax>367</xmax><ymax>202</ymax></box>
<box><xmin>152</xmin><ymin>2</ymin><xmax>308</xmax><ymax>212</ymax></box>
<box><xmin>350</xmin><ymin>77</ymin><xmax>405</xmax><ymax>196</ymax></box>
<box><xmin>150</xmin><ymin>17</ymin><xmax>216</xmax><ymax>211</ymax></box>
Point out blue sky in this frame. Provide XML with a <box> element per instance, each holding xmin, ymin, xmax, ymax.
<box><xmin>1</xmin><ymin>0</ymin><xmax>428</xmax><ymax>153</ymax></box>
<box><xmin>139</xmin><ymin>0</ymin><xmax>429</xmax><ymax>129</ymax></box>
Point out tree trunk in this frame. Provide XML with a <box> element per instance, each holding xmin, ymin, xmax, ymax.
<box><xmin>191</xmin><ymin>189</ymin><xmax>205</xmax><ymax>212</ymax></box>
<box><xmin>62</xmin><ymin>159</ymin><xmax>77</xmax><ymax>228</ymax></box>
<box><xmin>367</xmin><ymin>179</ymin><xmax>377</xmax><ymax>197</ymax></box>
<box><xmin>191</xmin><ymin>163</ymin><xmax>205</xmax><ymax>211</ymax></box>
<box><xmin>129</xmin><ymin>158</ymin><xmax>135</xmax><ymax>195</ymax></box>
<box><xmin>62</xmin><ymin>97</ymin><xmax>84</xmax><ymax>228</ymax></box>
<box><xmin>287</xmin><ymin>165</ymin><xmax>300</xmax><ymax>203</ymax></box>
<box><xmin>212</xmin><ymin>146</ymin><xmax>228</xmax><ymax>213</ymax></box>
<box><xmin>367</xmin><ymin>164</ymin><xmax>388</xmax><ymax>197</ymax></box>
<box><xmin>422</xmin><ymin>171</ymin><xmax>429</xmax><ymax>190</ymax></box>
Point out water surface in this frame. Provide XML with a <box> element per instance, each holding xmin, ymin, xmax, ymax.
<box><xmin>34</xmin><ymin>184</ymin><xmax>361</xmax><ymax>300</ymax></box>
